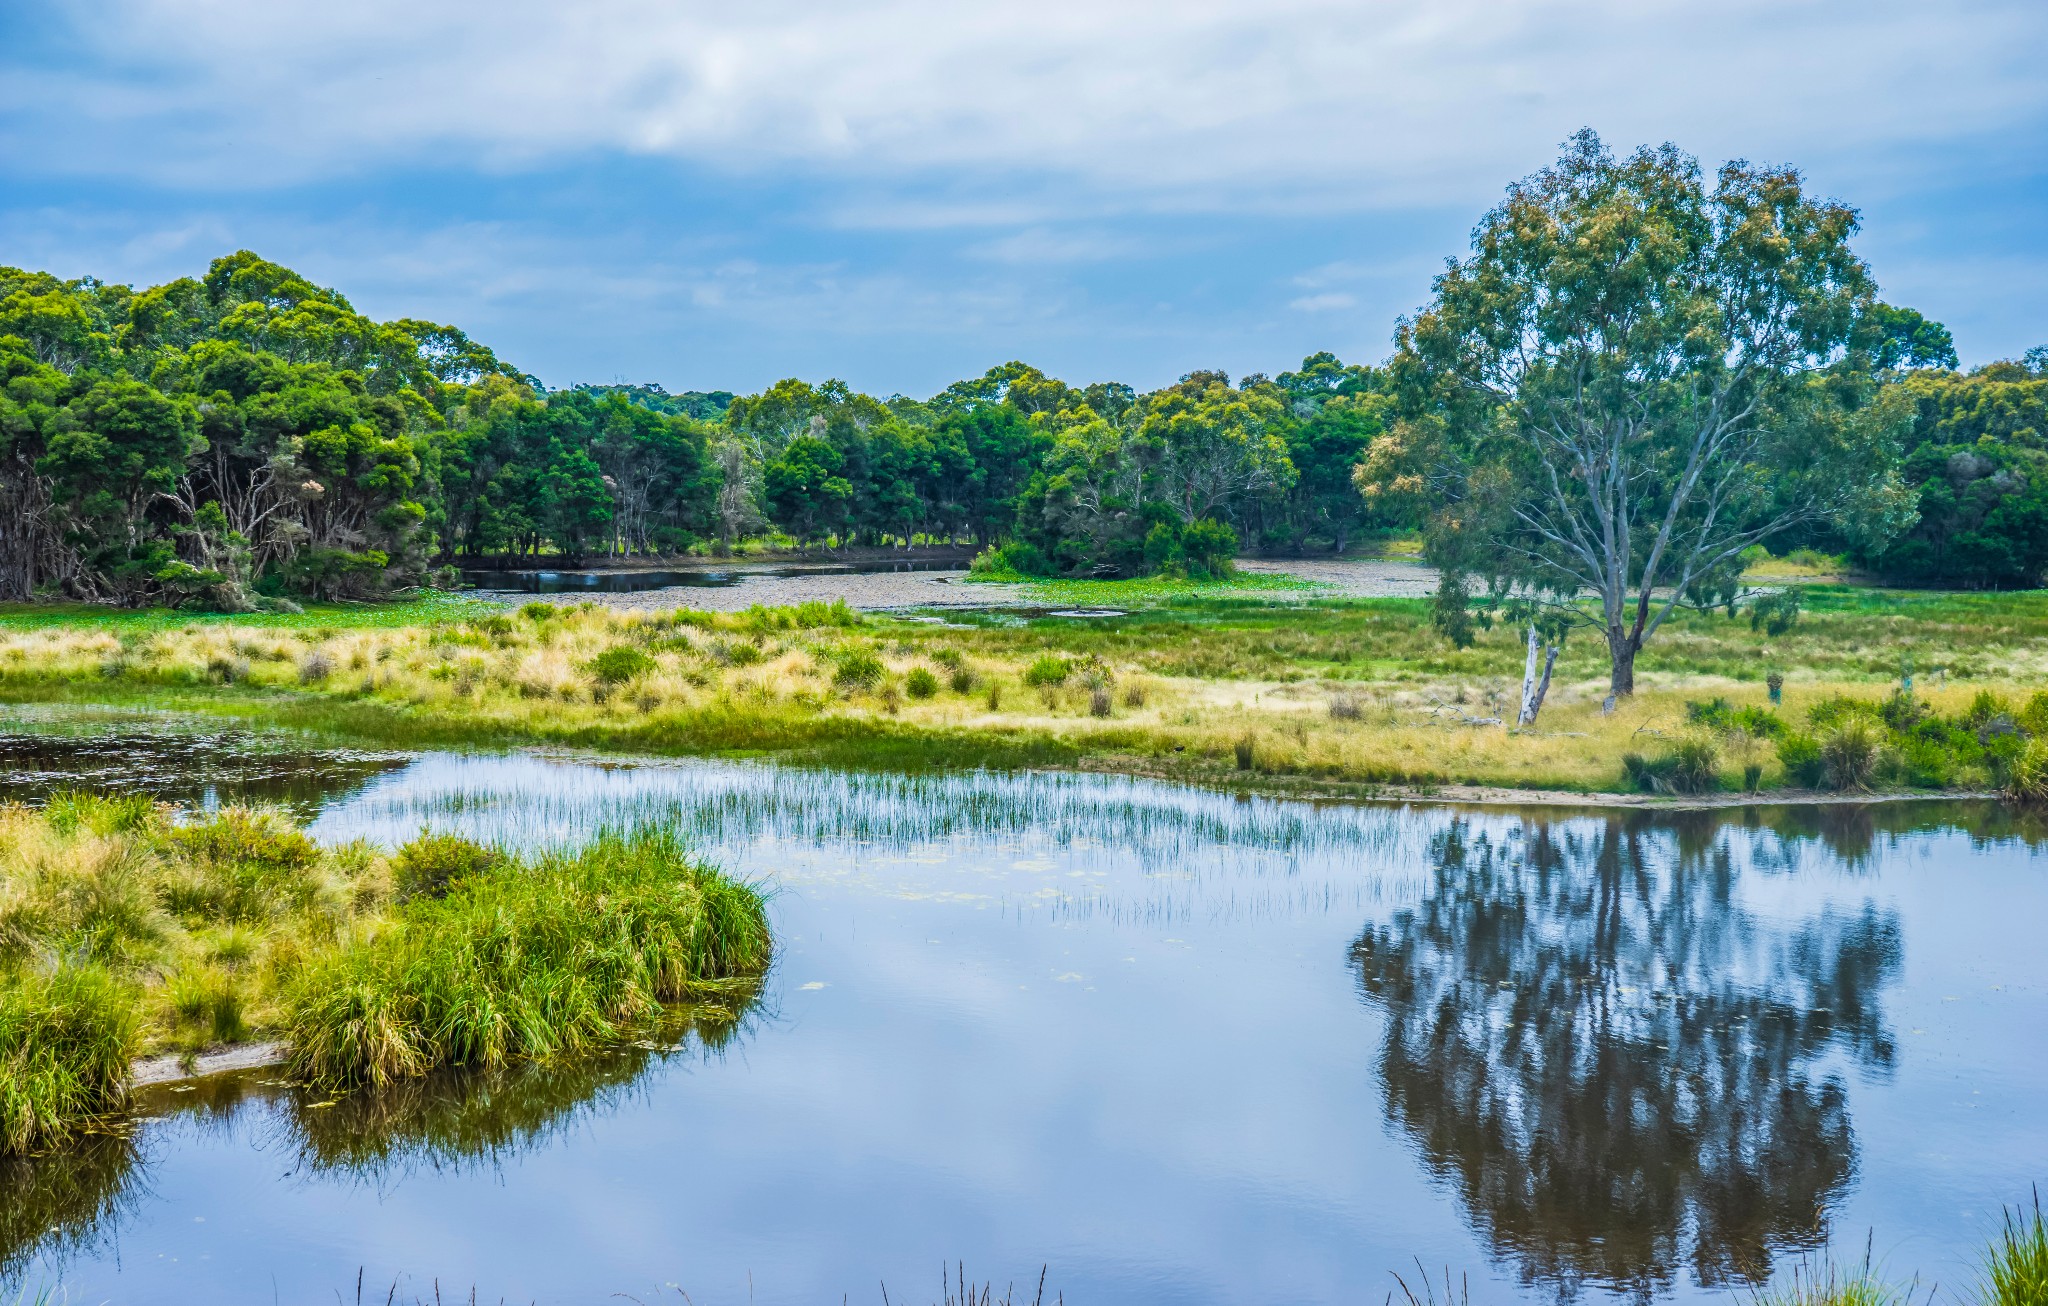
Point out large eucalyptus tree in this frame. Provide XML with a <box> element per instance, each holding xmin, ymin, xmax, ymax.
<box><xmin>1361</xmin><ymin>131</ymin><xmax>1915</xmax><ymax>696</ymax></box>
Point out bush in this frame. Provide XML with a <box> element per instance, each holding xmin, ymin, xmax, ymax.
<box><xmin>947</xmin><ymin>664</ymin><xmax>978</xmax><ymax>694</ymax></box>
<box><xmin>830</xmin><ymin>647</ymin><xmax>884</xmax><ymax>692</ymax></box>
<box><xmin>1897</xmin><ymin>737</ymin><xmax>1955</xmax><ymax>788</ymax></box>
<box><xmin>2020</xmin><ymin>691</ymin><xmax>2048</xmax><ymax>737</ymax></box>
<box><xmin>588</xmin><ymin>645</ymin><xmax>656</xmax><ymax>686</ymax></box>
<box><xmin>519</xmin><ymin>602</ymin><xmax>559</xmax><ymax>621</ymax></box>
<box><xmin>905</xmin><ymin>667</ymin><xmax>939</xmax><ymax>699</ymax></box>
<box><xmin>1820</xmin><ymin>718</ymin><xmax>1884</xmax><ymax>791</ymax></box>
<box><xmin>968</xmin><ymin>542</ymin><xmax>1053</xmax><ymax>579</ymax></box>
<box><xmin>282</xmin><ymin>827</ymin><xmax>770</xmax><ymax>1091</ymax></box>
<box><xmin>1089</xmin><ymin>687</ymin><xmax>1113</xmax><ymax>717</ymax></box>
<box><xmin>1233</xmin><ymin>734</ymin><xmax>1257</xmax><ymax>770</ymax></box>
<box><xmin>0</xmin><ymin>965</ymin><xmax>141</xmax><ymax>1154</ymax></box>
<box><xmin>1778</xmin><ymin>733</ymin><xmax>1825</xmax><ymax>788</ymax></box>
<box><xmin>1668</xmin><ymin>734</ymin><xmax>1721</xmax><ymax>794</ymax></box>
<box><xmin>392</xmin><ymin>831</ymin><xmax>501</xmax><ymax>902</ymax></box>
<box><xmin>1022</xmin><ymin>655</ymin><xmax>1071</xmax><ymax>688</ymax></box>
<box><xmin>2004</xmin><ymin>737</ymin><xmax>2048</xmax><ymax>806</ymax></box>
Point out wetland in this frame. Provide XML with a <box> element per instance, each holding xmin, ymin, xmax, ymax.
<box><xmin>1</xmin><ymin>709</ymin><xmax>2043</xmax><ymax>1304</ymax></box>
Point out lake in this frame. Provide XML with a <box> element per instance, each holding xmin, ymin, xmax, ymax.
<box><xmin>2</xmin><ymin>718</ymin><xmax>2044</xmax><ymax>1304</ymax></box>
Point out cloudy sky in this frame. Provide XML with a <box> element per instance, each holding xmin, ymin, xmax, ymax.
<box><xmin>4</xmin><ymin>1</ymin><xmax>2045</xmax><ymax>395</ymax></box>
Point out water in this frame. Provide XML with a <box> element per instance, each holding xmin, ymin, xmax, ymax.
<box><xmin>462</xmin><ymin>559</ymin><xmax>961</xmax><ymax>593</ymax></box>
<box><xmin>3</xmin><ymin>722</ymin><xmax>2045</xmax><ymax>1304</ymax></box>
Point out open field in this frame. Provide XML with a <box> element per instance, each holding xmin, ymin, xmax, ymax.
<box><xmin>4</xmin><ymin>576</ymin><xmax>2048</xmax><ymax>799</ymax></box>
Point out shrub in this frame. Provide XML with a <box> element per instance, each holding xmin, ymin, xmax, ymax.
<box><xmin>173</xmin><ymin>807</ymin><xmax>320</xmax><ymax>872</ymax></box>
<box><xmin>298</xmin><ymin>649</ymin><xmax>335</xmax><ymax>684</ymax></box>
<box><xmin>1964</xmin><ymin>690</ymin><xmax>2015</xmax><ymax>730</ymax></box>
<box><xmin>1122</xmin><ymin>681</ymin><xmax>1147</xmax><ymax>709</ymax></box>
<box><xmin>1820</xmin><ymin>718</ymin><xmax>1884</xmax><ymax>791</ymax></box>
<box><xmin>948</xmin><ymin>664</ymin><xmax>978</xmax><ymax>694</ymax></box>
<box><xmin>282</xmin><ymin>827</ymin><xmax>770</xmax><ymax>1091</ymax></box>
<box><xmin>905</xmin><ymin>667</ymin><xmax>939</xmax><ymax>700</ymax></box>
<box><xmin>392</xmin><ymin>831</ymin><xmax>500</xmax><ymax>902</ymax></box>
<box><xmin>1022</xmin><ymin>655</ymin><xmax>1070</xmax><ymax>688</ymax></box>
<box><xmin>1778</xmin><ymin>733</ymin><xmax>1825</xmax><ymax>787</ymax></box>
<box><xmin>1897</xmin><ymin>737</ymin><xmax>1954</xmax><ymax>789</ymax></box>
<box><xmin>1233</xmin><ymin>734</ymin><xmax>1256</xmax><ymax>770</ymax></box>
<box><xmin>1742</xmin><ymin>762</ymin><xmax>1764</xmax><ymax>793</ymax></box>
<box><xmin>2020</xmin><ymin>692</ymin><xmax>2048</xmax><ymax>737</ymax></box>
<box><xmin>0</xmin><ymin>964</ymin><xmax>141</xmax><ymax>1154</ymax></box>
<box><xmin>1668</xmin><ymin>734</ymin><xmax>1721</xmax><ymax>794</ymax></box>
<box><xmin>968</xmin><ymin>541</ymin><xmax>1053</xmax><ymax>579</ymax></box>
<box><xmin>588</xmin><ymin>645</ymin><xmax>656</xmax><ymax>686</ymax></box>
<box><xmin>1089</xmin><ymin>687</ymin><xmax>1113</xmax><ymax>717</ymax></box>
<box><xmin>831</xmin><ymin>647</ymin><xmax>884</xmax><ymax>692</ymax></box>
<box><xmin>1330</xmin><ymin>694</ymin><xmax>1364</xmax><ymax>721</ymax></box>
<box><xmin>2004</xmin><ymin>738</ymin><xmax>2048</xmax><ymax>805</ymax></box>
<box><xmin>519</xmin><ymin>602</ymin><xmax>558</xmax><ymax>622</ymax></box>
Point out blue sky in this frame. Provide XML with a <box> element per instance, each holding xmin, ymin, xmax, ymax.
<box><xmin>4</xmin><ymin>0</ymin><xmax>2045</xmax><ymax>397</ymax></box>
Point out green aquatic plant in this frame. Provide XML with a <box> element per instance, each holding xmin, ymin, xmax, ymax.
<box><xmin>0</xmin><ymin>964</ymin><xmax>140</xmax><ymax>1155</ymax></box>
<box><xmin>1977</xmin><ymin>1190</ymin><xmax>2048</xmax><ymax>1306</ymax></box>
<box><xmin>281</xmin><ymin>825</ymin><xmax>770</xmax><ymax>1091</ymax></box>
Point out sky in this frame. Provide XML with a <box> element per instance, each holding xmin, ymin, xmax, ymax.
<box><xmin>3</xmin><ymin>0</ymin><xmax>2046</xmax><ymax>397</ymax></box>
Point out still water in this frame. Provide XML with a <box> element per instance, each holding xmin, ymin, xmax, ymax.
<box><xmin>461</xmin><ymin>559</ymin><xmax>959</xmax><ymax>593</ymax></box>
<box><xmin>2</xmin><ymin>722</ymin><xmax>2044</xmax><ymax>1304</ymax></box>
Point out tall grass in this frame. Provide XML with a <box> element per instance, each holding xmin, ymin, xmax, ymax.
<box><xmin>1979</xmin><ymin>1191</ymin><xmax>2048</xmax><ymax>1306</ymax></box>
<box><xmin>282</xmin><ymin>826</ymin><xmax>770</xmax><ymax>1090</ymax></box>
<box><xmin>0</xmin><ymin>964</ymin><xmax>140</xmax><ymax>1154</ymax></box>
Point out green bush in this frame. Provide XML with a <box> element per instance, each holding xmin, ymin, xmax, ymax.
<box><xmin>519</xmin><ymin>602</ymin><xmax>559</xmax><ymax>621</ymax></box>
<box><xmin>904</xmin><ymin>667</ymin><xmax>939</xmax><ymax>699</ymax></box>
<box><xmin>282</xmin><ymin>827</ymin><xmax>770</xmax><ymax>1091</ymax></box>
<box><xmin>0</xmin><ymin>964</ymin><xmax>141</xmax><ymax>1154</ymax></box>
<box><xmin>392</xmin><ymin>832</ymin><xmax>501</xmax><ymax>902</ymax></box>
<box><xmin>1778</xmin><ymin>733</ymin><xmax>1826</xmax><ymax>788</ymax></box>
<box><xmin>830</xmin><ymin>647</ymin><xmax>884</xmax><ymax>691</ymax></box>
<box><xmin>1023</xmin><ymin>655</ymin><xmax>1070</xmax><ymax>687</ymax></box>
<box><xmin>2020</xmin><ymin>691</ymin><xmax>2048</xmax><ymax>737</ymax></box>
<box><xmin>1820</xmin><ymin>718</ymin><xmax>1884</xmax><ymax>791</ymax></box>
<box><xmin>2004</xmin><ymin>737</ymin><xmax>2048</xmax><ymax>805</ymax></box>
<box><xmin>588</xmin><ymin>645</ymin><xmax>656</xmax><ymax>686</ymax></box>
<box><xmin>1668</xmin><ymin>734</ymin><xmax>1721</xmax><ymax>794</ymax></box>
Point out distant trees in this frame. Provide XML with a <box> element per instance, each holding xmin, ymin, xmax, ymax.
<box><xmin>1</xmin><ymin>146</ymin><xmax>1996</xmax><ymax>613</ymax></box>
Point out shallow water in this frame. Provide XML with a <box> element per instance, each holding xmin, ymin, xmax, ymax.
<box><xmin>461</xmin><ymin>559</ymin><xmax>960</xmax><ymax>593</ymax></box>
<box><xmin>3</xmin><ymin>722</ymin><xmax>2045</xmax><ymax>1304</ymax></box>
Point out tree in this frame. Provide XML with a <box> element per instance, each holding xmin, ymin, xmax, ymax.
<box><xmin>763</xmin><ymin>435</ymin><xmax>853</xmax><ymax>545</ymax></box>
<box><xmin>1361</xmin><ymin>132</ymin><xmax>1913</xmax><ymax>695</ymax></box>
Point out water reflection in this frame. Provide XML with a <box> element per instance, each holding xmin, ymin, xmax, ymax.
<box><xmin>0</xmin><ymin>1001</ymin><xmax>758</xmax><ymax>1280</ymax></box>
<box><xmin>1351</xmin><ymin>816</ymin><xmax>1903</xmax><ymax>1298</ymax></box>
<box><xmin>0</xmin><ymin>1134</ymin><xmax>138</xmax><ymax>1282</ymax></box>
<box><xmin>0</xmin><ymin>710</ymin><xmax>405</xmax><ymax>812</ymax></box>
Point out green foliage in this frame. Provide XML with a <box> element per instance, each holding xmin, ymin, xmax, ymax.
<box><xmin>1778</xmin><ymin>733</ymin><xmax>1826</xmax><ymax>787</ymax></box>
<box><xmin>0</xmin><ymin>964</ymin><xmax>141</xmax><ymax>1154</ymax></box>
<box><xmin>281</xmin><ymin>827</ymin><xmax>769</xmax><ymax>1090</ymax></box>
<box><xmin>1977</xmin><ymin>1191</ymin><xmax>2048</xmax><ymax>1306</ymax></box>
<box><xmin>1022</xmin><ymin>655</ymin><xmax>1070</xmax><ymax>687</ymax></box>
<box><xmin>829</xmin><ymin>646</ymin><xmax>884</xmax><ymax>692</ymax></box>
<box><xmin>392</xmin><ymin>832</ymin><xmax>500</xmax><ymax>902</ymax></box>
<box><xmin>587</xmin><ymin>645</ymin><xmax>655</xmax><ymax>686</ymax></box>
<box><xmin>1750</xmin><ymin>585</ymin><xmax>1806</xmax><ymax>635</ymax></box>
<box><xmin>904</xmin><ymin>666</ymin><xmax>939</xmax><ymax>699</ymax></box>
<box><xmin>1819</xmin><ymin>718</ymin><xmax>1885</xmax><ymax>791</ymax></box>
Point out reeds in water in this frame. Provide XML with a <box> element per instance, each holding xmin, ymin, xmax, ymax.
<box><xmin>282</xmin><ymin>826</ymin><xmax>770</xmax><ymax>1090</ymax></box>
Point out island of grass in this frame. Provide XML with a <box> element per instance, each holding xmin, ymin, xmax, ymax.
<box><xmin>0</xmin><ymin>796</ymin><xmax>770</xmax><ymax>1155</ymax></box>
<box><xmin>6</xmin><ymin>581</ymin><xmax>2048</xmax><ymax>802</ymax></box>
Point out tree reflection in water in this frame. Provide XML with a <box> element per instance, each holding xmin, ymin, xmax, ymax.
<box><xmin>1350</xmin><ymin>814</ymin><xmax>1903</xmax><ymax>1300</ymax></box>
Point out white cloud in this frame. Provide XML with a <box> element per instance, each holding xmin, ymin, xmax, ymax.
<box><xmin>1288</xmin><ymin>292</ymin><xmax>1357</xmax><ymax>312</ymax></box>
<box><xmin>9</xmin><ymin>0</ymin><xmax>2045</xmax><ymax>213</ymax></box>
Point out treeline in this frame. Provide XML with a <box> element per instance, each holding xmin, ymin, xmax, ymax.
<box><xmin>0</xmin><ymin>251</ymin><xmax>2043</xmax><ymax>606</ymax></box>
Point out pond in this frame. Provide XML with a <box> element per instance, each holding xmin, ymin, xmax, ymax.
<box><xmin>2</xmin><ymin>718</ymin><xmax>2045</xmax><ymax>1304</ymax></box>
<box><xmin>461</xmin><ymin>559</ymin><xmax>962</xmax><ymax>594</ymax></box>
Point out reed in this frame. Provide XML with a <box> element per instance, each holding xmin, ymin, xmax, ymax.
<box><xmin>1978</xmin><ymin>1191</ymin><xmax>2048</xmax><ymax>1306</ymax></box>
<box><xmin>281</xmin><ymin>826</ymin><xmax>770</xmax><ymax>1090</ymax></box>
<box><xmin>0</xmin><ymin>964</ymin><xmax>140</xmax><ymax>1154</ymax></box>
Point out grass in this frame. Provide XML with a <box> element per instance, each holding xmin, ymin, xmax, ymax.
<box><xmin>0</xmin><ymin>796</ymin><xmax>769</xmax><ymax>1151</ymax></box>
<box><xmin>283</xmin><ymin>825</ymin><xmax>769</xmax><ymax>1091</ymax></box>
<box><xmin>8</xmin><ymin>584</ymin><xmax>2048</xmax><ymax>797</ymax></box>
<box><xmin>1980</xmin><ymin>1191</ymin><xmax>2048</xmax><ymax>1306</ymax></box>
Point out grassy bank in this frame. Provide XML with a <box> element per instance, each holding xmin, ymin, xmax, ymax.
<box><xmin>0</xmin><ymin>797</ymin><xmax>768</xmax><ymax>1153</ymax></box>
<box><xmin>8</xmin><ymin>586</ymin><xmax>2048</xmax><ymax>797</ymax></box>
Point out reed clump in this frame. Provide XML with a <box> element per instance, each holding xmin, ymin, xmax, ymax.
<box><xmin>0</xmin><ymin>796</ymin><xmax>769</xmax><ymax>1149</ymax></box>
<box><xmin>281</xmin><ymin>827</ymin><xmax>770</xmax><ymax>1091</ymax></box>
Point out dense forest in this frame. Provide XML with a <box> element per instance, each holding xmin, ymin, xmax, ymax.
<box><xmin>0</xmin><ymin>251</ymin><xmax>2042</xmax><ymax>607</ymax></box>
